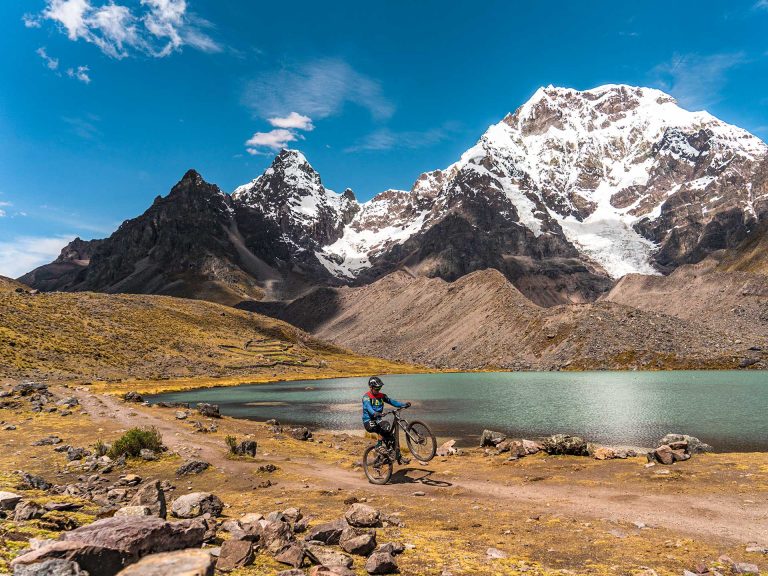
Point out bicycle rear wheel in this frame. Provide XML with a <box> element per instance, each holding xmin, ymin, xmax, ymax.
<box><xmin>405</xmin><ymin>421</ymin><xmax>436</xmax><ymax>462</ymax></box>
<box><xmin>363</xmin><ymin>445</ymin><xmax>393</xmax><ymax>484</ymax></box>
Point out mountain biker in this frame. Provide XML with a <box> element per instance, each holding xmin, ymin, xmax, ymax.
<box><xmin>362</xmin><ymin>376</ymin><xmax>411</xmax><ymax>464</ymax></box>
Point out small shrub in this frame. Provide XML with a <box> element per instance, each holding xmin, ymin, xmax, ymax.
<box><xmin>225</xmin><ymin>435</ymin><xmax>237</xmax><ymax>454</ymax></box>
<box><xmin>108</xmin><ymin>427</ymin><xmax>163</xmax><ymax>458</ymax></box>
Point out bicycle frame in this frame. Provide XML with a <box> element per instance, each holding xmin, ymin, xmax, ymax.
<box><xmin>377</xmin><ymin>408</ymin><xmax>417</xmax><ymax>455</ymax></box>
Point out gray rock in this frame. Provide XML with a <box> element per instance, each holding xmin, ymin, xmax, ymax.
<box><xmin>175</xmin><ymin>411</ymin><xmax>187</xmax><ymax>420</ymax></box>
<box><xmin>657</xmin><ymin>434</ymin><xmax>713</xmax><ymax>454</ymax></box>
<box><xmin>260</xmin><ymin>519</ymin><xmax>293</xmax><ymax>553</ymax></box>
<box><xmin>115</xmin><ymin>548</ymin><xmax>214</xmax><ymax>576</ymax></box>
<box><xmin>542</xmin><ymin>434</ymin><xmax>588</xmax><ymax>456</ymax></box>
<box><xmin>176</xmin><ymin>460</ymin><xmax>210</xmax><ymax>476</ymax></box>
<box><xmin>377</xmin><ymin>542</ymin><xmax>405</xmax><ymax>556</ymax></box>
<box><xmin>339</xmin><ymin>526</ymin><xmax>376</xmax><ymax>556</ymax></box>
<box><xmin>215</xmin><ymin>540</ymin><xmax>254</xmax><ymax>572</ymax></box>
<box><xmin>306</xmin><ymin>518</ymin><xmax>347</xmax><ymax>544</ymax></box>
<box><xmin>364</xmin><ymin>551</ymin><xmax>398</xmax><ymax>574</ymax></box>
<box><xmin>114</xmin><ymin>506</ymin><xmax>153</xmax><ymax>517</ymax></box>
<box><xmin>123</xmin><ymin>392</ymin><xmax>143</xmax><ymax>403</ymax></box>
<box><xmin>128</xmin><ymin>480</ymin><xmax>167</xmax><ymax>519</ymax></box>
<box><xmin>19</xmin><ymin>472</ymin><xmax>52</xmax><ymax>491</ymax></box>
<box><xmin>67</xmin><ymin>447</ymin><xmax>89</xmax><ymax>461</ymax></box>
<box><xmin>196</xmin><ymin>403</ymin><xmax>220</xmax><ymax>418</ymax></box>
<box><xmin>479</xmin><ymin>430</ymin><xmax>506</xmax><ymax>447</ymax></box>
<box><xmin>12</xmin><ymin>558</ymin><xmax>87</xmax><ymax>576</ymax></box>
<box><xmin>139</xmin><ymin>449</ymin><xmax>158</xmax><ymax>461</ymax></box>
<box><xmin>289</xmin><ymin>427</ymin><xmax>312</xmax><ymax>441</ymax></box>
<box><xmin>232</xmin><ymin>440</ymin><xmax>257</xmax><ymax>457</ymax></box>
<box><xmin>14</xmin><ymin>501</ymin><xmax>46</xmax><ymax>521</ymax></box>
<box><xmin>171</xmin><ymin>492</ymin><xmax>223</xmax><ymax>518</ymax></box>
<box><xmin>305</xmin><ymin>544</ymin><xmax>353</xmax><ymax>568</ymax></box>
<box><xmin>486</xmin><ymin>547</ymin><xmax>508</xmax><ymax>559</ymax></box>
<box><xmin>0</xmin><ymin>491</ymin><xmax>22</xmax><ymax>510</ymax></box>
<box><xmin>274</xmin><ymin>542</ymin><xmax>305</xmax><ymax>568</ymax></box>
<box><xmin>734</xmin><ymin>563</ymin><xmax>760</xmax><ymax>575</ymax></box>
<box><xmin>345</xmin><ymin>503</ymin><xmax>380</xmax><ymax>528</ymax></box>
<box><xmin>276</xmin><ymin>570</ymin><xmax>306</xmax><ymax>576</ymax></box>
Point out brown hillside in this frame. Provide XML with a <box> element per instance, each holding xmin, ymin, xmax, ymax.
<box><xmin>274</xmin><ymin>269</ymin><xmax>760</xmax><ymax>370</ymax></box>
<box><xmin>0</xmin><ymin>278</ymin><xmax>418</xmax><ymax>383</ymax></box>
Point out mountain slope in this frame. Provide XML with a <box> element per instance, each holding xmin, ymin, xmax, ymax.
<box><xmin>0</xmin><ymin>277</ymin><xmax>415</xmax><ymax>381</ymax></box>
<box><xmin>257</xmin><ymin>269</ymin><xmax>760</xmax><ymax>370</ymax></box>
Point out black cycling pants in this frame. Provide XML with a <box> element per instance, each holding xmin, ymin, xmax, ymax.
<box><xmin>364</xmin><ymin>419</ymin><xmax>394</xmax><ymax>444</ymax></box>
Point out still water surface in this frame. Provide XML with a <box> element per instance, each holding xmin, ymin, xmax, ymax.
<box><xmin>149</xmin><ymin>371</ymin><xmax>768</xmax><ymax>451</ymax></box>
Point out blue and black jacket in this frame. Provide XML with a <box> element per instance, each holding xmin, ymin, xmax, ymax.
<box><xmin>362</xmin><ymin>390</ymin><xmax>405</xmax><ymax>423</ymax></box>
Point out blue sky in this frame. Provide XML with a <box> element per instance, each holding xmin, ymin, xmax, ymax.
<box><xmin>2</xmin><ymin>0</ymin><xmax>768</xmax><ymax>277</ymax></box>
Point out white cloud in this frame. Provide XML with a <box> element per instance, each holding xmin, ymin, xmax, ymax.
<box><xmin>67</xmin><ymin>65</ymin><xmax>91</xmax><ymax>84</ymax></box>
<box><xmin>34</xmin><ymin>0</ymin><xmax>220</xmax><ymax>59</ymax></box>
<box><xmin>23</xmin><ymin>14</ymin><xmax>42</xmax><ymax>28</ymax></box>
<box><xmin>245</xmin><ymin>129</ymin><xmax>301</xmax><ymax>155</ymax></box>
<box><xmin>268</xmin><ymin>112</ymin><xmax>314</xmax><ymax>131</ymax></box>
<box><xmin>345</xmin><ymin>126</ymin><xmax>452</xmax><ymax>153</ymax></box>
<box><xmin>651</xmin><ymin>52</ymin><xmax>746</xmax><ymax>110</ymax></box>
<box><xmin>0</xmin><ymin>235</ymin><xmax>75</xmax><ymax>279</ymax></box>
<box><xmin>243</xmin><ymin>58</ymin><xmax>393</xmax><ymax>121</ymax></box>
<box><xmin>62</xmin><ymin>115</ymin><xmax>101</xmax><ymax>139</ymax></box>
<box><xmin>755</xmin><ymin>0</ymin><xmax>768</xmax><ymax>9</ymax></box>
<box><xmin>0</xmin><ymin>202</ymin><xmax>9</xmax><ymax>218</ymax></box>
<box><xmin>36</xmin><ymin>47</ymin><xmax>59</xmax><ymax>70</ymax></box>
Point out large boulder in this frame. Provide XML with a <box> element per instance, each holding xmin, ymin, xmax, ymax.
<box><xmin>14</xmin><ymin>501</ymin><xmax>46</xmax><ymax>521</ymax></box>
<box><xmin>57</xmin><ymin>516</ymin><xmax>205</xmax><ymax>557</ymax></box>
<box><xmin>345</xmin><ymin>504</ymin><xmax>380</xmax><ymax>528</ymax></box>
<box><xmin>479</xmin><ymin>430</ymin><xmax>506</xmax><ymax>447</ymax></box>
<box><xmin>364</xmin><ymin>551</ymin><xmax>398</xmax><ymax>574</ymax></box>
<box><xmin>215</xmin><ymin>540</ymin><xmax>254</xmax><ymax>572</ymax></box>
<box><xmin>11</xmin><ymin>541</ymin><xmax>124</xmax><ymax>576</ymax></box>
<box><xmin>115</xmin><ymin>549</ymin><xmax>214</xmax><ymax>576</ymax></box>
<box><xmin>232</xmin><ymin>440</ymin><xmax>257</xmax><ymax>457</ymax></box>
<box><xmin>339</xmin><ymin>526</ymin><xmax>376</xmax><ymax>556</ymax></box>
<box><xmin>542</xmin><ymin>434</ymin><xmax>588</xmax><ymax>456</ymax></box>
<box><xmin>274</xmin><ymin>542</ymin><xmax>306</xmax><ymax>568</ymax></box>
<box><xmin>305</xmin><ymin>518</ymin><xmax>347</xmax><ymax>544</ymax></box>
<box><xmin>171</xmin><ymin>493</ymin><xmax>223</xmax><ymax>518</ymax></box>
<box><xmin>289</xmin><ymin>427</ymin><xmax>312</xmax><ymax>441</ymax></box>
<box><xmin>128</xmin><ymin>480</ymin><xmax>167</xmax><ymax>519</ymax></box>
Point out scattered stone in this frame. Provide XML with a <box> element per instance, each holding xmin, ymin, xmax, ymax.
<box><xmin>289</xmin><ymin>427</ymin><xmax>312</xmax><ymax>441</ymax></box>
<box><xmin>377</xmin><ymin>542</ymin><xmax>405</xmax><ymax>556</ymax></box>
<box><xmin>12</xmin><ymin>558</ymin><xmax>88</xmax><ymax>576</ymax></box>
<box><xmin>18</xmin><ymin>472</ymin><xmax>52</xmax><ymax>491</ymax></box>
<box><xmin>129</xmin><ymin>480</ymin><xmax>167</xmax><ymax>518</ymax></box>
<box><xmin>123</xmin><ymin>392</ymin><xmax>143</xmax><ymax>403</ymax></box>
<box><xmin>115</xmin><ymin>548</ymin><xmax>214</xmax><ymax>576</ymax></box>
<box><xmin>309</xmin><ymin>567</ymin><xmax>356</xmax><ymax>576</ymax></box>
<box><xmin>216</xmin><ymin>539</ymin><xmax>254</xmax><ymax>572</ymax></box>
<box><xmin>734</xmin><ymin>563</ymin><xmax>760</xmax><ymax>575</ymax></box>
<box><xmin>364</xmin><ymin>551</ymin><xmax>398</xmax><ymax>574</ymax></box>
<box><xmin>542</xmin><ymin>434</ymin><xmax>588</xmax><ymax>456</ymax></box>
<box><xmin>258</xmin><ymin>464</ymin><xmax>278</xmax><ymax>473</ymax></box>
<box><xmin>232</xmin><ymin>440</ymin><xmax>257</xmax><ymax>457</ymax></box>
<box><xmin>175</xmin><ymin>411</ymin><xmax>187</xmax><ymax>420</ymax></box>
<box><xmin>196</xmin><ymin>403</ymin><xmax>221</xmax><ymax>418</ymax></box>
<box><xmin>274</xmin><ymin>542</ymin><xmax>306</xmax><ymax>568</ymax></box>
<box><xmin>652</xmin><ymin>445</ymin><xmax>675</xmax><ymax>465</ymax></box>
<box><xmin>171</xmin><ymin>492</ymin><xmax>223</xmax><ymax>518</ymax></box>
<box><xmin>745</xmin><ymin>545</ymin><xmax>768</xmax><ymax>554</ymax></box>
<box><xmin>306</xmin><ymin>518</ymin><xmax>347</xmax><ymax>545</ymax></box>
<box><xmin>278</xmin><ymin>570</ymin><xmax>307</xmax><ymax>576</ymax></box>
<box><xmin>261</xmin><ymin>519</ymin><xmax>293</xmax><ymax>553</ymax></box>
<box><xmin>657</xmin><ymin>434</ymin><xmax>713</xmax><ymax>454</ymax></box>
<box><xmin>305</xmin><ymin>544</ymin><xmax>353</xmax><ymax>569</ymax></box>
<box><xmin>14</xmin><ymin>500</ymin><xmax>46</xmax><ymax>521</ymax></box>
<box><xmin>176</xmin><ymin>460</ymin><xmax>210</xmax><ymax>476</ymax></box>
<box><xmin>67</xmin><ymin>447</ymin><xmax>89</xmax><ymax>461</ymax></box>
<box><xmin>139</xmin><ymin>449</ymin><xmax>158</xmax><ymax>461</ymax></box>
<box><xmin>33</xmin><ymin>435</ymin><xmax>62</xmax><ymax>446</ymax></box>
<box><xmin>436</xmin><ymin>440</ymin><xmax>457</xmax><ymax>456</ymax></box>
<box><xmin>592</xmin><ymin>447</ymin><xmax>617</xmax><ymax>460</ymax></box>
<box><xmin>486</xmin><ymin>547</ymin><xmax>508</xmax><ymax>559</ymax></box>
<box><xmin>345</xmin><ymin>503</ymin><xmax>380</xmax><ymax>527</ymax></box>
<box><xmin>412</xmin><ymin>491</ymin><xmax>426</xmax><ymax>497</ymax></box>
<box><xmin>114</xmin><ymin>506</ymin><xmax>153</xmax><ymax>517</ymax></box>
<box><xmin>0</xmin><ymin>491</ymin><xmax>22</xmax><ymax>510</ymax></box>
<box><xmin>479</xmin><ymin>430</ymin><xmax>506</xmax><ymax>447</ymax></box>
<box><xmin>339</xmin><ymin>526</ymin><xmax>376</xmax><ymax>556</ymax></box>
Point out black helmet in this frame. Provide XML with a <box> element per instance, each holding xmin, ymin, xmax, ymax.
<box><xmin>368</xmin><ymin>376</ymin><xmax>383</xmax><ymax>390</ymax></box>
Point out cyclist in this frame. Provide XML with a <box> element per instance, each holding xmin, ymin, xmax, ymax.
<box><xmin>362</xmin><ymin>376</ymin><xmax>411</xmax><ymax>464</ymax></box>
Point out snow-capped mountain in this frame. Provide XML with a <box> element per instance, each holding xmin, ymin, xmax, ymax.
<box><xmin>315</xmin><ymin>85</ymin><xmax>767</xmax><ymax>282</ymax></box>
<box><xmin>22</xmin><ymin>84</ymin><xmax>768</xmax><ymax>307</ymax></box>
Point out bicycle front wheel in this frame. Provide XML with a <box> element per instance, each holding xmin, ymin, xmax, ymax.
<box><xmin>405</xmin><ymin>421</ymin><xmax>436</xmax><ymax>462</ymax></box>
<box><xmin>363</xmin><ymin>445</ymin><xmax>393</xmax><ymax>484</ymax></box>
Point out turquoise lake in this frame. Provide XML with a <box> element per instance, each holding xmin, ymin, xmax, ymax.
<box><xmin>149</xmin><ymin>371</ymin><xmax>768</xmax><ymax>451</ymax></box>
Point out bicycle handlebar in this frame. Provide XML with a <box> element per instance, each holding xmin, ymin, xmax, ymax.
<box><xmin>375</xmin><ymin>406</ymin><xmax>409</xmax><ymax>418</ymax></box>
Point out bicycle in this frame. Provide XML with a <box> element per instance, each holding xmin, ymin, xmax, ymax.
<box><xmin>362</xmin><ymin>406</ymin><xmax>436</xmax><ymax>485</ymax></box>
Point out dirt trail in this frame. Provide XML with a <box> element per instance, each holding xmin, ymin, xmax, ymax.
<box><xmin>70</xmin><ymin>388</ymin><xmax>768</xmax><ymax>547</ymax></box>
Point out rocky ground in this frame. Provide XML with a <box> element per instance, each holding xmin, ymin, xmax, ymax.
<box><xmin>1</xmin><ymin>379</ymin><xmax>767</xmax><ymax>576</ymax></box>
